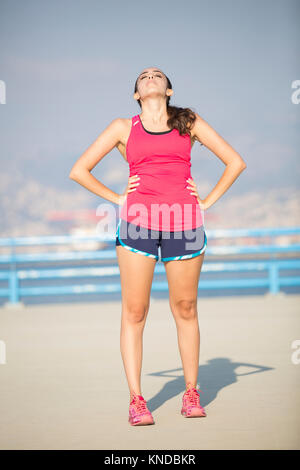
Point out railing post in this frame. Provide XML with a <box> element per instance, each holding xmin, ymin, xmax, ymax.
<box><xmin>9</xmin><ymin>268</ymin><xmax>19</xmax><ymax>304</ymax></box>
<box><xmin>269</xmin><ymin>262</ymin><xmax>279</xmax><ymax>294</ymax></box>
<box><xmin>4</xmin><ymin>238</ymin><xmax>24</xmax><ymax>308</ymax></box>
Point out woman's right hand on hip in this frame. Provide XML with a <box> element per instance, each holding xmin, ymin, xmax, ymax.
<box><xmin>118</xmin><ymin>175</ymin><xmax>140</xmax><ymax>206</ymax></box>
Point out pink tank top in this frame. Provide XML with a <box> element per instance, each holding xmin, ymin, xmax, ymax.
<box><xmin>119</xmin><ymin>114</ymin><xmax>204</xmax><ymax>231</ymax></box>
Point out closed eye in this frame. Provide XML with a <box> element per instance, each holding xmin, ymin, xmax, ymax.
<box><xmin>140</xmin><ymin>74</ymin><xmax>163</xmax><ymax>80</ymax></box>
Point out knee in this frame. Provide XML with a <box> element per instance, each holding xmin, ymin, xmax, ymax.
<box><xmin>172</xmin><ymin>299</ymin><xmax>197</xmax><ymax>320</ymax></box>
<box><xmin>123</xmin><ymin>303</ymin><xmax>149</xmax><ymax>324</ymax></box>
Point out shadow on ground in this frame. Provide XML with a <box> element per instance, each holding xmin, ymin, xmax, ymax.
<box><xmin>146</xmin><ymin>357</ymin><xmax>274</xmax><ymax>411</ymax></box>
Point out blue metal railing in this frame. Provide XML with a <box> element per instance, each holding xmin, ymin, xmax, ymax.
<box><xmin>0</xmin><ymin>227</ymin><xmax>299</xmax><ymax>305</ymax></box>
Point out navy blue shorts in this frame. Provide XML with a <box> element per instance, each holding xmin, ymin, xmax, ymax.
<box><xmin>115</xmin><ymin>218</ymin><xmax>207</xmax><ymax>262</ymax></box>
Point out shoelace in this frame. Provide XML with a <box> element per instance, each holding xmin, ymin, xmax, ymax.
<box><xmin>184</xmin><ymin>384</ymin><xmax>203</xmax><ymax>406</ymax></box>
<box><xmin>130</xmin><ymin>395</ymin><xmax>149</xmax><ymax>415</ymax></box>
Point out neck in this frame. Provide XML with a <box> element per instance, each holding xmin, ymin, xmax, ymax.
<box><xmin>139</xmin><ymin>103</ymin><xmax>169</xmax><ymax>124</ymax></box>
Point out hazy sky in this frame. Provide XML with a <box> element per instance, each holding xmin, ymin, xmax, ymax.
<box><xmin>0</xmin><ymin>0</ymin><xmax>299</xmax><ymax>204</ymax></box>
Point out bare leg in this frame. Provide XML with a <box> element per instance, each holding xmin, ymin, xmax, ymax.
<box><xmin>116</xmin><ymin>245</ymin><xmax>156</xmax><ymax>402</ymax></box>
<box><xmin>164</xmin><ymin>253</ymin><xmax>205</xmax><ymax>390</ymax></box>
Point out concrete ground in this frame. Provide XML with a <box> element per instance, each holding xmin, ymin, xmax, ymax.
<box><xmin>0</xmin><ymin>294</ymin><xmax>299</xmax><ymax>450</ymax></box>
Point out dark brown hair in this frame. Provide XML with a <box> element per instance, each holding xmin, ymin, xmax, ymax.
<box><xmin>134</xmin><ymin>72</ymin><xmax>203</xmax><ymax>145</ymax></box>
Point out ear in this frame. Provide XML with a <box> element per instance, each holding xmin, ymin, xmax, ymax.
<box><xmin>166</xmin><ymin>88</ymin><xmax>173</xmax><ymax>97</ymax></box>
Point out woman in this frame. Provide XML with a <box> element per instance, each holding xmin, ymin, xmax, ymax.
<box><xmin>69</xmin><ymin>66</ymin><xmax>247</xmax><ymax>426</ymax></box>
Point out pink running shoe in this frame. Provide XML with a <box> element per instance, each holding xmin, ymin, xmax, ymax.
<box><xmin>181</xmin><ymin>383</ymin><xmax>207</xmax><ymax>418</ymax></box>
<box><xmin>128</xmin><ymin>392</ymin><xmax>155</xmax><ymax>426</ymax></box>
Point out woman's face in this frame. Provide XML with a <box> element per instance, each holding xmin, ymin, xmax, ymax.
<box><xmin>136</xmin><ymin>67</ymin><xmax>168</xmax><ymax>99</ymax></box>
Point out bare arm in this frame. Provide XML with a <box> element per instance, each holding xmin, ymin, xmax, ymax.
<box><xmin>192</xmin><ymin>113</ymin><xmax>247</xmax><ymax>210</ymax></box>
<box><xmin>69</xmin><ymin>118</ymin><xmax>124</xmax><ymax>205</ymax></box>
